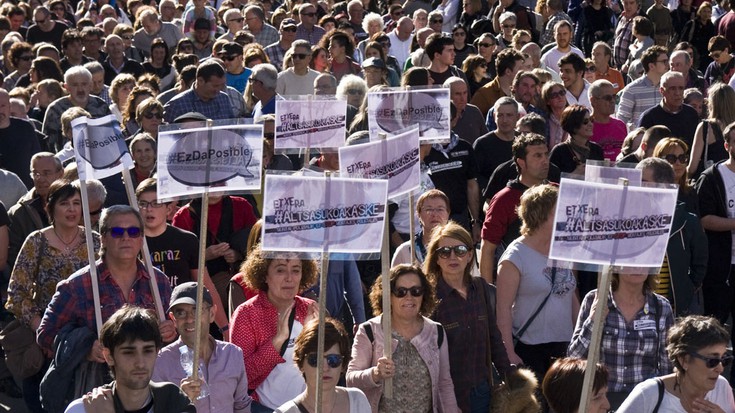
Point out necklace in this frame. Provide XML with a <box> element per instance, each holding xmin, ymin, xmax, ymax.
<box><xmin>53</xmin><ymin>226</ymin><xmax>80</xmax><ymax>252</ymax></box>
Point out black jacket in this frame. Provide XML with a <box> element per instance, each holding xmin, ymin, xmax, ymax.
<box><xmin>695</xmin><ymin>161</ymin><xmax>731</xmax><ymax>285</ymax></box>
<box><xmin>666</xmin><ymin>202</ymin><xmax>708</xmax><ymax>315</ymax></box>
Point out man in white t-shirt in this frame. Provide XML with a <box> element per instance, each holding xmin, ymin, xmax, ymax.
<box><xmin>540</xmin><ymin>20</ymin><xmax>583</xmax><ymax>75</ymax></box>
<box><xmin>276</xmin><ymin>40</ymin><xmax>320</xmax><ymax>96</ymax></box>
<box><xmin>387</xmin><ymin>17</ymin><xmax>414</xmax><ymax>69</ymax></box>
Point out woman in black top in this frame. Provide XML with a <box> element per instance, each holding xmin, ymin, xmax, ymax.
<box><xmin>550</xmin><ymin>104</ymin><xmax>604</xmax><ymax>175</ymax></box>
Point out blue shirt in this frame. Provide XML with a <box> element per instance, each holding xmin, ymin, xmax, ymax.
<box><xmin>163</xmin><ymin>88</ymin><xmax>236</xmax><ymax>123</ymax></box>
<box><xmin>252</xmin><ymin>95</ymin><xmax>276</xmax><ymax>119</ymax></box>
<box><xmin>226</xmin><ymin>68</ymin><xmax>252</xmax><ymax>94</ymax></box>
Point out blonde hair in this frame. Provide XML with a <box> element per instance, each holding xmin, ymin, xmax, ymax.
<box><xmin>517</xmin><ymin>184</ymin><xmax>558</xmax><ymax>236</ymax></box>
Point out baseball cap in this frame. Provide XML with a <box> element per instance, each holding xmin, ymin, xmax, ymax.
<box><xmin>168</xmin><ymin>282</ymin><xmax>213</xmax><ymax>312</ymax></box>
<box><xmin>280</xmin><ymin>18</ymin><xmax>297</xmax><ymax>29</ymax></box>
<box><xmin>362</xmin><ymin>57</ymin><xmax>386</xmax><ymax>69</ymax></box>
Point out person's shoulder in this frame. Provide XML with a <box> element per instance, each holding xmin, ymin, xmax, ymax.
<box><xmin>216</xmin><ymin>339</ymin><xmax>245</xmax><ymax>356</ymax></box>
<box><xmin>63</xmin><ymin>397</ymin><xmax>85</xmax><ymax>413</ymax></box>
<box><xmin>164</xmin><ymin>224</ymin><xmax>198</xmax><ymax>240</ymax></box>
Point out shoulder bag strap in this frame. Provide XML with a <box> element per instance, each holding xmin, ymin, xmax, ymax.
<box><xmin>279</xmin><ymin>307</ymin><xmax>297</xmax><ymax>357</ymax></box>
<box><xmin>475</xmin><ymin>277</ymin><xmax>495</xmax><ymax>387</ymax></box>
<box><xmin>295</xmin><ymin>400</ymin><xmax>311</xmax><ymax>413</ymax></box>
<box><xmin>652</xmin><ymin>377</ymin><xmax>665</xmax><ymax>413</ymax></box>
<box><xmin>703</xmin><ymin>120</ymin><xmax>709</xmax><ymax>165</ymax></box>
<box><xmin>514</xmin><ymin>267</ymin><xmax>556</xmax><ymax>342</ymax></box>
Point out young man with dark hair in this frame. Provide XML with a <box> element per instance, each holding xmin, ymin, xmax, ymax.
<box><xmin>558</xmin><ymin>52</ymin><xmax>591</xmax><ymax>109</ymax></box>
<box><xmin>59</xmin><ymin>29</ymin><xmax>93</xmax><ymax>72</ymax></box>
<box><xmin>64</xmin><ymin>306</ymin><xmax>195</xmax><ymax>413</ymax></box>
<box><xmin>424</xmin><ymin>32</ymin><xmax>467</xmax><ymax>86</ymax></box>
<box><xmin>616</xmin><ymin>45</ymin><xmax>668</xmax><ymax>130</ymax></box>
<box><xmin>705</xmin><ymin>35</ymin><xmax>735</xmax><ymax>87</ymax></box>
<box><xmin>471</xmin><ymin>47</ymin><xmax>524</xmax><ymax>116</ymax></box>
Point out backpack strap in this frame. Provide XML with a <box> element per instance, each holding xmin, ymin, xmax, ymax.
<box><xmin>652</xmin><ymin>377</ymin><xmax>665</xmax><ymax>413</ymax></box>
<box><xmin>364</xmin><ymin>322</ymin><xmax>374</xmax><ymax>343</ymax></box>
<box><xmin>437</xmin><ymin>324</ymin><xmax>444</xmax><ymax>348</ymax></box>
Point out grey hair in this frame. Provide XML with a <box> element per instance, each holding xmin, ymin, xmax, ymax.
<box><xmin>636</xmin><ymin>157</ymin><xmax>675</xmax><ymax>184</ymax></box>
<box><xmin>30</xmin><ymin>151</ymin><xmax>62</xmax><ymax>170</ymax></box>
<box><xmin>98</xmin><ymin>205</ymin><xmax>144</xmax><ymax>256</ymax></box>
<box><xmin>251</xmin><ymin>63</ymin><xmax>278</xmax><ymax>91</ymax></box>
<box><xmin>336</xmin><ymin>74</ymin><xmax>367</xmax><ymax>100</ymax></box>
<box><xmin>588</xmin><ymin>79</ymin><xmax>615</xmax><ymax>100</ymax></box>
<box><xmin>83</xmin><ymin>61</ymin><xmax>105</xmax><ymax>75</ymax></box>
<box><xmin>64</xmin><ymin>66</ymin><xmax>93</xmax><ymax>84</ymax></box>
<box><xmin>363</xmin><ymin>12</ymin><xmax>384</xmax><ymax>33</ymax></box>
<box><xmin>670</xmin><ymin>50</ymin><xmax>691</xmax><ymax>65</ymax></box>
<box><xmin>660</xmin><ymin>71</ymin><xmax>685</xmax><ymax>88</ymax></box>
<box><xmin>85</xmin><ymin>179</ymin><xmax>108</xmax><ymax>205</ymax></box>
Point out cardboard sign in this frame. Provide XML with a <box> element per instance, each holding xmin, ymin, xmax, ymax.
<box><xmin>274</xmin><ymin>97</ymin><xmax>347</xmax><ymax>150</ymax></box>
<box><xmin>367</xmin><ymin>87</ymin><xmax>450</xmax><ymax>142</ymax></box>
<box><xmin>72</xmin><ymin>115</ymin><xmax>134</xmax><ymax>180</ymax></box>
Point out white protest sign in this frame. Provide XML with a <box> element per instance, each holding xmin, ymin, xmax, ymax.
<box><xmin>338</xmin><ymin>127</ymin><xmax>420</xmax><ymax>198</ymax></box>
<box><xmin>72</xmin><ymin>114</ymin><xmax>133</xmax><ymax>180</ymax></box>
<box><xmin>549</xmin><ymin>178</ymin><xmax>678</xmax><ymax>267</ymax></box>
<box><xmin>274</xmin><ymin>97</ymin><xmax>347</xmax><ymax>150</ymax></box>
<box><xmin>156</xmin><ymin>122</ymin><xmax>263</xmax><ymax>201</ymax></box>
<box><xmin>261</xmin><ymin>174</ymin><xmax>389</xmax><ymax>254</ymax></box>
<box><xmin>585</xmin><ymin>163</ymin><xmax>642</xmax><ymax>186</ymax></box>
<box><xmin>367</xmin><ymin>87</ymin><xmax>450</xmax><ymax>142</ymax></box>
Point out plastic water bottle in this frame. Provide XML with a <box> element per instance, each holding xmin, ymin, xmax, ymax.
<box><xmin>179</xmin><ymin>345</ymin><xmax>210</xmax><ymax>400</ymax></box>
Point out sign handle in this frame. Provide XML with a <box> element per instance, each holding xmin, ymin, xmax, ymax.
<box><xmin>377</xmin><ymin>133</ymin><xmax>393</xmax><ymax>398</ymax></box>
<box><xmin>578</xmin><ymin>178</ymin><xmax>629</xmax><ymax>413</ymax></box>
<box><xmin>315</xmin><ymin>249</ymin><xmax>329</xmax><ymax>413</ymax></box>
<box><xmin>408</xmin><ymin>190</ymin><xmax>415</xmax><ymax>263</ymax></box>
<box><xmin>122</xmin><ymin>168</ymin><xmax>165</xmax><ymax>322</ymax></box>
<box><xmin>79</xmin><ymin>180</ymin><xmax>103</xmax><ymax>336</ymax></box>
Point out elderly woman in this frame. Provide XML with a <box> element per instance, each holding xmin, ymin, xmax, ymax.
<box><xmin>392</xmin><ymin>190</ymin><xmax>450</xmax><ymax>266</ymax></box>
<box><xmin>550</xmin><ymin>104</ymin><xmax>604</xmax><ymax>175</ymax></box>
<box><xmin>687</xmin><ymin>82</ymin><xmax>735</xmax><ymax>179</ymax></box>
<box><xmin>230</xmin><ymin>246</ymin><xmax>319</xmax><ymax>413</ymax></box>
<box><xmin>425</xmin><ymin>222</ymin><xmax>511</xmax><ymax>412</ymax></box>
<box><xmin>129</xmin><ymin>97</ymin><xmax>164</xmax><ymax>141</ymax></box>
<box><xmin>357</xmin><ymin>13</ymin><xmax>384</xmax><ymax>61</ymax></box>
<box><xmin>568</xmin><ymin>266</ymin><xmax>674</xmax><ymax>409</ymax></box>
<box><xmin>128</xmin><ymin>133</ymin><xmax>157</xmax><ymax>190</ymax></box>
<box><xmin>3</xmin><ymin>41</ymin><xmax>33</xmax><ymax>90</ymax></box>
<box><xmin>496</xmin><ymin>184</ymin><xmax>579</xmax><ymax>383</ymax></box>
<box><xmin>617</xmin><ymin>316</ymin><xmax>735</xmax><ymax>413</ymax></box>
<box><xmin>542</xmin><ymin>358</ymin><xmax>611</xmax><ymax>413</ymax></box>
<box><xmin>496</xmin><ymin>12</ymin><xmax>517</xmax><ymax>50</ymax></box>
<box><xmin>277</xmin><ymin>318</ymin><xmax>370</xmax><ymax>412</ymax></box>
<box><xmin>29</xmin><ymin>79</ymin><xmax>65</xmax><ymax>124</ymax></box>
<box><xmin>347</xmin><ymin>264</ymin><xmax>458</xmax><ymax>412</ymax></box>
<box><xmin>109</xmin><ymin>73</ymin><xmax>137</xmax><ymax>124</ymax></box>
<box><xmin>681</xmin><ymin>2</ymin><xmax>717</xmax><ymax>73</ymax></box>
<box><xmin>7</xmin><ymin>179</ymin><xmax>100</xmax><ymax>413</ymax></box>
<box><xmin>337</xmin><ymin>74</ymin><xmax>368</xmax><ymax>108</ymax></box>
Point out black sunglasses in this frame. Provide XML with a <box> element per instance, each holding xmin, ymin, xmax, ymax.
<box><xmin>108</xmin><ymin>226</ymin><xmax>142</xmax><ymax>238</ymax></box>
<box><xmin>663</xmin><ymin>154</ymin><xmax>689</xmax><ymax>164</ymax></box>
<box><xmin>301</xmin><ymin>12</ymin><xmax>317</xmax><ymax>17</ymax></box>
<box><xmin>293</xmin><ymin>53</ymin><xmax>309</xmax><ymax>60</ymax></box>
<box><xmin>143</xmin><ymin>112</ymin><xmax>163</xmax><ymax>120</ymax></box>
<box><xmin>392</xmin><ymin>286</ymin><xmax>424</xmax><ymax>298</ymax></box>
<box><xmin>690</xmin><ymin>352</ymin><xmax>734</xmax><ymax>368</ymax></box>
<box><xmin>431</xmin><ymin>19</ymin><xmax>443</xmax><ymax>23</ymax></box>
<box><xmin>436</xmin><ymin>245</ymin><xmax>470</xmax><ymax>259</ymax></box>
<box><xmin>307</xmin><ymin>353</ymin><xmax>344</xmax><ymax>368</ymax></box>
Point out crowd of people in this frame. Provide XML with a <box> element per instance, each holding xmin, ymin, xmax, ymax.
<box><xmin>2</xmin><ymin>0</ymin><xmax>735</xmax><ymax>411</ymax></box>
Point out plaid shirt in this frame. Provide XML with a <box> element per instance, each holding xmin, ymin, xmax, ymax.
<box><xmin>432</xmin><ymin>276</ymin><xmax>511</xmax><ymax>412</ymax></box>
<box><xmin>252</xmin><ymin>24</ymin><xmax>279</xmax><ymax>48</ymax></box>
<box><xmin>295</xmin><ymin>24</ymin><xmax>327</xmax><ymax>46</ymax></box>
<box><xmin>265</xmin><ymin>42</ymin><xmax>288</xmax><ymax>72</ymax></box>
<box><xmin>37</xmin><ymin>259</ymin><xmax>172</xmax><ymax>352</ymax></box>
<box><xmin>163</xmin><ymin>88</ymin><xmax>235</xmax><ymax>123</ymax></box>
<box><xmin>613</xmin><ymin>14</ymin><xmax>637</xmax><ymax>68</ymax></box>
<box><xmin>568</xmin><ymin>289</ymin><xmax>674</xmax><ymax>393</ymax></box>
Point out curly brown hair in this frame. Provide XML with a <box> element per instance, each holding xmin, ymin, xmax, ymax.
<box><xmin>240</xmin><ymin>245</ymin><xmax>318</xmax><ymax>293</ymax></box>
<box><xmin>370</xmin><ymin>264</ymin><xmax>437</xmax><ymax>316</ymax></box>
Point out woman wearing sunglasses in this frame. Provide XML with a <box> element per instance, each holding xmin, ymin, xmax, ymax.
<box><xmin>497</xmin><ymin>185</ymin><xmax>578</xmax><ymax>387</ymax></box>
<box><xmin>653</xmin><ymin>138</ymin><xmax>699</xmax><ymax>215</ymax></box>
<box><xmin>347</xmin><ymin>264</ymin><xmax>459</xmax><ymax>412</ymax></box>
<box><xmin>230</xmin><ymin>246</ymin><xmax>319</xmax><ymax>413</ymax></box>
<box><xmin>617</xmin><ymin>316</ymin><xmax>735</xmax><ymax>413</ymax></box>
<box><xmin>550</xmin><ymin>104</ymin><xmax>604</xmax><ymax>175</ymax></box>
<box><xmin>276</xmin><ymin>318</ymin><xmax>370</xmax><ymax>413</ymax></box>
<box><xmin>424</xmin><ymin>222</ymin><xmax>510</xmax><ymax>412</ymax></box>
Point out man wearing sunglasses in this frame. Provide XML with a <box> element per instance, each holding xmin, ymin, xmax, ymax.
<box><xmin>266</xmin><ymin>18</ymin><xmax>298</xmax><ymax>70</ymax></box>
<box><xmin>276</xmin><ymin>40</ymin><xmax>319</xmax><ymax>95</ymax></box>
<box><xmin>153</xmin><ymin>282</ymin><xmax>252</xmax><ymax>413</ymax></box>
<box><xmin>219</xmin><ymin>42</ymin><xmax>251</xmax><ymax>94</ymax></box>
<box><xmin>705</xmin><ymin>35</ymin><xmax>735</xmax><ymax>87</ymax></box>
<box><xmin>589</xmin><ymin>79</ymin><xmax>627</xmax><ymax>162</ymax></box>
<box><xmin>38</xmin><ymin>205</ymin><xmax>176</xmax><ymax>364</ymax></box>
<box><xmin>295</xmin><ymin>4</ymin><xmax>326</xmax><ymax>46</ymax></box>
<box><xmin>638</xmin><ymin>71</ymin><xmax>699</xmax><ymax>149</ymax></box>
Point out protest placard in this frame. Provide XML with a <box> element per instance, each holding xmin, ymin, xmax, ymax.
<box><xmin>549</xmin><ymin>178</ymin><xmax>678</xmax><ymax>267</ymax></box>
<box><xmin>156</xmin><ymin>123</ymin><xmax>263</xmax><ymax>201</ymax></box>
<box><xmin>367</xmin><ymin>87</ymin><xmax>450</xmax><ymax>142</ymax></box>
<box><xmin>72</xmin><ymin>114</ymin><xmax>134</xmax><ymax>180</ymax></box>
<box><xmin>585</xmin><ymin>162</ymin><xmax>642</xmax><ymax>185</ymax></box>
<box><xmin>338</xmin><ymin>126</ymin><xmax>420</xmax><ymax>198</ymax></box>
<box><xmin>274</xmin><ymin>97</ymin><xmax>347</xmax><ymax>151</ymax></box>
<box><xmin>261</xmin><ymin>174</ymin><xmax>388</xmax><ymax>254</ymax></box>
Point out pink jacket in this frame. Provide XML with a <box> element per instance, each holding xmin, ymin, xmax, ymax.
<box><xmin>345</xmin><ymin>316</ymin><xmax>460</xmax><ymax>413</ymax></box>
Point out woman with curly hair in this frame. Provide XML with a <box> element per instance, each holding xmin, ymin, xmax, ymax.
<box><xmin>310</xmin><ymin>46</ymin><xmax>329</xmax><ymax>72</ymax></box>
<box><xmin>230</xmin><ymin>246</ymin><xmax>319</xmax><ymax>413</ymax></box>
<box><xmin>121</xmin><ymin>85</ymin><xmax>155</xmax><ymax>137</ymax></box>
<box><xmin>320</xmin><ymin>29</ymin><xmax>361</xmax><ymax>81</ymax></box>
<box><xmin>347</xmin><ymin>264</ymin><xmax>459</xmax><ymax>412</ymax></box>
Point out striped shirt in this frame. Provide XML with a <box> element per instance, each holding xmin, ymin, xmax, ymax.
<box><xmin>616</xmin><ymin>75</ymin><xmax>661</xmax><ymax>130</ymax></box>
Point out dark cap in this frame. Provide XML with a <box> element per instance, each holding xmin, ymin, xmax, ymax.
<box><xmin>168</xmin><ymin>282</ymin><xmax>213</xmax><ymax>312</ymax></box>
<box><xmin>280</xmin><ymin>18</ymin><xmax>297</xmax><ymax>29</ymax></box>
<box><xmin>173</xmin><ymin>111</ymin><xmax>208</xmax><ymax>123</ymax></box>
<box><xmin>362</xmin><ymin>57</ymin><xmax>386</xmax><ymax>69</ymax></box>
<box><xmin>221</xmin><ymin>41</ymin><xmax>243</xmax><ymax>56</ymax></box>
<box><xmin>194</xmin><ymin>17</ymin><xmax>211</xmax><ymax>31</ymax></box>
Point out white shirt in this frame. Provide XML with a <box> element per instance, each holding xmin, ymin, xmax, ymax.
<box><xmin>540</xmin><ymin>46</ymin><xmax>585</xmax><ymax>74</ymax></box>
<box><xmin>387</xmin><ymin>31</ymin><xmax>412</xmax><ymax>69</ymax></box>
<box><xmin>718</xmin><ymin>162</ymin><xmax>735</xmax><ymax>263</ymax></box>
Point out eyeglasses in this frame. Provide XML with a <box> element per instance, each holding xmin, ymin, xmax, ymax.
<box><xmin>582</xmin><ymin>117</ymin><xmax>592</xmax><ymax>125</ymax></box>
<box><xmin>437</xmin><ymin>245</ymin><xmax>470</xmax><ymax>259</ymax></box>
<box><xmin>121</xmin><ymin>35</ymin><xmax>134</xmax><ymax>40</ymax></box>
<box><xmin>19</xmin><ymin>55</ymin><xmax>34</xmax><ymax>61</ymax></box>
<box><xmin>138</xmin><ymin>200</ymin><xmax>166</xmax><ymax>209</ymax></box>
<box><xmin>229</xmin><ymin>17</ymin><xmax>245</xmax><ymax>23</ymax></box>
<box><xmin>219</xmin><ymin>54</ymin><xmax>240</xmax><ymax>62</ymax></box>
<box><xmin>502</xmin><ymin>24</ymin><xmax>516</xmax><ymax>29</ymax></box>
<box><xmin>548</xmin><ymin>89</ymin><xmax>566</xmax><ymax>99</ymax></box>
<box><xmin>479</xmin><ymin>62</ymin><xmax>487</xmax><ymax>68</ymax></box>
<box><xmin>282</xmin><ymin>26</ymin><xmax>297</xmax><ymax>32</ymax></box>
<box><xmin>306</xmin><ymin>353</ymin><xmax>344</xmax><ymax>368</ymax></box>
<box><xmin>662</xmin><ymin>154</ymin><xmax>689</xmax><ymax>164</ymax></box>
<box><xmin>421</xmin><ymin>207</ymin><xmax>447</xmax><ymax>215</ymax></box>
<box><xmin>453</xmin><ymin>31</ymin><xmax>466</xmax><ymax>37</ymax></box>
<box><xmin>689</xmin><ymin>352</ymin><xmax>734</xmax><ymax>368</ymax></box>
<box><xmin>430</xmin><ymin>19</ymin><xmax>443</xmax><ymax>24</ymax></box>
<box><xmin>586</xmin><ymin>66</ymin><xmax>596</xmax><ymax>72</ymax></box>
<box><xmin>172</xmin><ymin>306</ymin><xmax>211</xmax><ymax>319</ymax></box>
<box><xmin>34</xmin><ymin>18</ymin><xmax>47</xmax><ymax>25</ymax></box>
<box><xmin>301</xmin><ymin>12</ymin><xmax>317</xmax><ymax>17</ymax></box>
<box><xmin>392</xmin><ymin>286</ymin><xmax>424</xmax><ymax>298</ymax></box>
<box><xmin>479</xmin><ymin>42</ymin><xmax>494</xmax><ymax>48</ymax></box>
<box><xmin>293</xmin><ymin>53</ymin><xmax>309</xmax><ymax>60</ymax></box>
<box><xmin>346</xmin><ymin>88</ymin><xmax>363</xmax><ymax>95</ymax></box>
<box><xmin>108</xmin><ymin>226</ymin><xmax>142</xmax><ymax>238</ymax></box>
<box><xmin>143</xmin><ymin>112</ymin><xmax>163</xmax><ymax>120</ymax></box>
<box><xmin>30</xmin><ymin>170</ymin><xmax>58</xmax><ymax>179</ymax></box>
